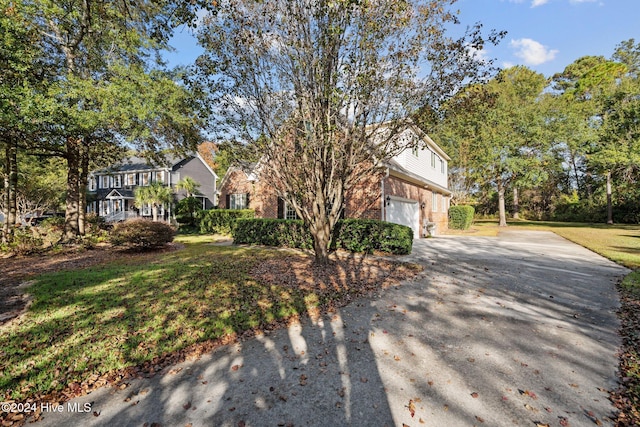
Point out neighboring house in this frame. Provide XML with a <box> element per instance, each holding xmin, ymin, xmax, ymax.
<box><xmin>218</xmin><ymin>124</ymin><xmax>451</xmax><ymax>237</ymax></box>
<box><xmin>88</xmin><ymin>154</ymin><xmax>218</xmax><ymax>222</ymax></box>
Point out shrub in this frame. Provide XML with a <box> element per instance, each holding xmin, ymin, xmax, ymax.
<box><xmin>110</xmin><ymin>218</ymin><xmax>175</xmax><ymax>249</ymax></box>
<box><xmin>176</xmin><ymin>197</ymin><xmax>203</xmax><ymax>226</ymax></box>
<box><xmin>233</xmin><ymin>218</ymin><xmax>413</xmax><ymax>255</ymax></box>
<box><xmin>198</xmin><ymin>209</ymin><xmax>255</xmax><ymax>235</ymax></box>
<box><xmin>1</xmin><ymin>227</ymin><xmax>44</xmax><ymax>255</ymax></box>
<box><xmin>233</xmin><ymin>219</ymin><xmax>313</xmax><ymax>249</ymax></box>
<box><xmin>449</xmin><ymin>205</ymin><xmax>475</xmax><ymax>230</ymax></box>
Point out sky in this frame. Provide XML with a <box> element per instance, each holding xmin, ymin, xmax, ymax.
<box><xmin>164</xmin><ymin>0</ymin><xmax>640</xmax><ymax>78</ymax></box>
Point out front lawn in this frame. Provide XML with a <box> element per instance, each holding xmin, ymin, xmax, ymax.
<box><xmin>0</xmin><ymin>235</ymin><xmax>419</xmax><ymax>407</ymax></box>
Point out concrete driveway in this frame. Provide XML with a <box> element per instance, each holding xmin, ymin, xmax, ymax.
<box><xmin>37</xmin><ymin>230</ymin><xmax>628</xmax><ymax>426</ymax></box>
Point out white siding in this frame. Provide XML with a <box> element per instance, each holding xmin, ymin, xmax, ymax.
<box><xmin>391</xmin><ymin>129</ymin><xmax>448</xmax><ymax>188</ymax></box>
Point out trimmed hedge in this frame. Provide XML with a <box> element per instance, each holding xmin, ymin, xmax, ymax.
<box><xmin>198</xmin><ymin>209</ymin><xmax>255</xmax><ymax>234</ymax></box>
<box><xmin>110</xmin><ymin>218</ymin><xmax>175</xmax><ymax>249</ymax></box>
<box><xmin>448</xmin><ymin>205</ymin><xmax>475</xmax><ymax>230</ymax></box>
<box><xmin>233</xmin><ymin>218</ymin><xmax>413</xmax><ymax>255</ymax></box>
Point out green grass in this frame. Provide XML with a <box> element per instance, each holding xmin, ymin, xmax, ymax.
<box><xmin>0</xmin><ymin>242</ymin><xmax>331</xmax><ymax>401</ymax></box>
<box><xmin>621</xmin><ymin>270</ymin><xmax>640</xmax><ymax>296</ymax></box>
<box><xmin>466</xmin><ymin>219</ymin><xmax>640</xmax><ymax>269</ymax></box>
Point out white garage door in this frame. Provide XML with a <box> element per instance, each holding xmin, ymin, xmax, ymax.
<box><xmin>386</xmin><ymin>198</ymin><xmax>420</xmax><ymax>238</ymax></box>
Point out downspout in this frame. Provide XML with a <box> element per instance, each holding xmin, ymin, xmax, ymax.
<box><xmin>381</xmin><ymin>168</ymin><xmax>389</xmax><ymax>221</ymax></box>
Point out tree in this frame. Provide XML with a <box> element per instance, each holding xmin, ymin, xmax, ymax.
<box><xmin>134</xmin><ymin>182</ymin><xmax>173</xmax><ymax>222</ymax></box>
<box><xmin>435</xmin><ymin>66</ymin><xmax>548</xmax><ymax>226</ymax></box>
<box><xmin>13</xmin><ymin>0</ymin><xmax>205</xmax><ymax>241</ymax></box>
<box><xmin>176</xmin><ymin>177</ymin><xmax>201</xmax><ymax>198</ymax></box>
<box><xmin>196</xmin><ymin>0</ymin><xmax>503</xmax><ymax>263</ymax></box>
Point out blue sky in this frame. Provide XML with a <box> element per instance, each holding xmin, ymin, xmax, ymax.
<box><xmin>164</xmin><ymin>0</ymin><xmax>640</xmax><ymax>78</ymax></box>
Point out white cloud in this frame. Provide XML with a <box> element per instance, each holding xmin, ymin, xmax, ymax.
<box><xmin>509</xmin><ymin>38</ymin><xmax>558</xmax><ymax>65</ymax></box>
<box><xmin>531</xmin><ymin>0</ymin><xmax>549</xmax><ymax>7</ymax></box>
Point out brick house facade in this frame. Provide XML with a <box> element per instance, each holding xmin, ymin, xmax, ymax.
<box><xmin>218</xmin><ymin>126</ymin><xmax>451</xmax><ymax>237</ymax></box>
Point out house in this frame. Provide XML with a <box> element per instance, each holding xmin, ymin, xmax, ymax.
<box><xmin>218</xmin><ymin>124</ymin><xmax>451</xmax><ymax>237</ymax></box>
<box><xmin>87</xmin><ymin>153</ymin><xmax>218</xmax><ymax>222</ymax></box>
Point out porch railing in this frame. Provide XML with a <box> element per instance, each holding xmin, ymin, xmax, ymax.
<box><xmin>103</xmin><ymin>211</ymin><xmax>138</xmax><ymax>223</ymax></box>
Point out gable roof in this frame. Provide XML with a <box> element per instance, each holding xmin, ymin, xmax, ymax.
<box><xmin>93</xmin><ymin>153</ymin><xmax>218</xmax><ymax>180</ymax></box>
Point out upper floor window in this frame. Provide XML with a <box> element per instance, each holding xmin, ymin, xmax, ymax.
<box><xmin>156</xmin><ymin>171</ymin><xmax>165</xmax><ymax>184</ymax></box>
<box><xmin>124</xmin><ymin>173</ymin><xmax>136</xmax><ymax>186</ymax></box>
<box><xmin>100</xmin><ymin>175</ymin><xmax>110</xmax><ymax>189</ymax></box>
<box><xmin>431</xmin><ymin>151</ymin><xmax>436</xmax><ymax>168</ymax></box>
<box><xmin>229</xmin><ymin>193</ymin><xmax>248</xmax><ymax>210</ymax></box>
<box><xmin>112</xmin><ymin>174</ymin><xmax>122</xmax><ymax>188</ymax></box>
<box><xmin>439</xmin><ymin>158</ymin><xmax>445</xmax><ymax>174</ymax></box>
<box><xmin>411</xmin><ymin>146</ymin><xmax>419</xmax><ymax>157</ymax></box>
<box><xmin>140</xmin><ymin>172</ymin><xmax>151</xmax><ymax>186</ymax></box>
<box><xmin>88</xmin><ymin>176</ymin><xmax>96</xmax><ymax>191</ymax></box>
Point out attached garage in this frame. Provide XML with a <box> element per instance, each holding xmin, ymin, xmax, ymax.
<box><xmin>385</xmin><ymin>196</ymin><xmax>420</xmax><ymax>238</ymax></box>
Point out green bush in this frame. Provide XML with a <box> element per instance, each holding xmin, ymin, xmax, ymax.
<box><xmin>448</xmin><ymin>205</ymin><xmax>475</xmax><ymax>230</ymax></box>
<box><xmin>198</xmin><ymin>209</ymin><xmax>255</xmax><ymax>235</ymax></box>
<box><xmin>1</xmin><ymin>227</ymin><xmax>44</xmax><ymax>255</ymax></box>
<box><xmin>233</xmin><ymin>218</ymin><xmax>413</xmax><ymax>255</ymax></box>
<box><xmin>233</xmin><ymin>219</ymin><xmax>313</xmax><ymax>249</ymax></box>
<box><xmin>110</xmin><ymin>218</ymin><xmax>175</xmax><ymax>249</ymax></box>
<box><xmin>176</xmin><ymin>197</ymin><xmax>203</xmax><ymax>226</ymax></box>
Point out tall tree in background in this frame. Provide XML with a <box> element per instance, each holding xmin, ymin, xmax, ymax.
<box><xmin>0</xmin><ymin>1</ymin><xmax>48</xmax><ymax>240</ymax></box>
<box><xmin>196</xmin><ymin>0</ymin><xmax>503</xmax><ymax>263</ymax></box>
<box><xmin>9</xmin><ymin>1</ymin><xmax>204</xmax><ymax>240</ymax></box>
<box><xmin>435</xmin><ymin>66</ymin><xmax>548</xmax><ymax>226</ymax></box>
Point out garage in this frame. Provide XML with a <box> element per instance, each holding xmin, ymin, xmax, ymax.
<box><xmin>385</xmin><ymin>197</ymin><xmax>420</xmax><ymax>238</ymax></box>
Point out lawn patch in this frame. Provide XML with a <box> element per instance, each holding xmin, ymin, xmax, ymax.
<box><xmin>0</xmin><ymin>241</ymin><xmax>420</xmax><ymax>418</ymax></box>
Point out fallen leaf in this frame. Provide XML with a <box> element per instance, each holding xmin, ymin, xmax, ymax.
<box><xmin>471</xmin><ymin>392</ymin><xmax>479</xmax><ymax>398</ymax></box>
<box><xmin>535</xmin><ymin>423</ymin><xmax>550</xmax><ymax>427</ymax></box>
<box><xmin>559</xmin><ymin>416</ymin><xmax>569</xmax><ymax>426</ymax></box>
<box><xmin>475</xmin><ymin>415</ymin><xmax>485</xmax><ymax>423</ymax></box>
<box><xmin>231</xmin><ymin>365</ymin><xmax>240</xmax><ymax>372</ymax></box>
<box><xmin>183</xmin><ymin>402</ymin><xmax>191</xmax><ymax>410</ymax></box>
<box><xmin>394</xmin><ymin>355</ymin><xmax>401</xmax><ymax>361</ymax></box>
<box><xmin>407</xmin><ymin>399</ymin><xmax>416</xmax><ymax>417</ymax></box>
<box><xmin>299</xmin><ymin>374</ymin><xmax>307</xmax><ymax>386</ymax></box>
<box><xmin>419</xmin><ymin>418</ymin><xmax>425</xmax><ymax>424</ymax></box>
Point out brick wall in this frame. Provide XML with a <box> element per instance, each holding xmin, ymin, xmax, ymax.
<box><xmin>220</xmin><ymin>166</ymin><xmax>449</xmax><ymax>233</ymax></box>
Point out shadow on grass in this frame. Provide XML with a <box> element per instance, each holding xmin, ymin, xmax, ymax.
<box><xmin>0</xmin><ymin>241</ymin><xmax>418</xmax><ymax>422</ymax></box>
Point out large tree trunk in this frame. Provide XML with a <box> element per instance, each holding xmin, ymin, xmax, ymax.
<box><xmin>606</xmin><ymin>170</ymin><xmax>613</xmax><ymax>225</ymax></box>
<box><xmin>2</xmin><ymin>140</ymin><xmax>17</xmax><ymax>241</ymax></box>
<box><xmin>78</xmin><ymin>142</ymin><xmax>89</xmax><ymax>235</ymax></box>
<box><xmin>498</xmin><ymin>182</ymin><xmax>507</xmax><ymax>227</ymax></box>
<box><xmin>64</xmin><ymin>138</ymin><xmax>81</xmax><ymax>240</ymax></box>
<box><xmin>512</xmin><ymin>186</ymin><xmax>520</xmax><ymax>219</ymax></box>
<box><xmin>309</xmin><ymin>218</ymin><xmax>331</xmax><ymax>265</ymax></box>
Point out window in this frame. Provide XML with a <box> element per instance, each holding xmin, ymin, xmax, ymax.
<box><xmin>442</xmin><ymin>196</ymin><xmax>448</xmax><ymax>213</ymax></box>
<box><xmin>125</xmin><ymin>173</ymin><xmax>136</xmax><ymax>186</ymax></box>
<box><xmin>100</xmin><ymin>175</ymin><xmax>110</xmax><ymax>189</ymax></box>
<box><xmin>140</xmin><ymin>172</ymin><xmax>151</xmax><ymax>186</ymax></box>
<box><xmin>156</xmin><ymin>171</ymin><xmax>165</xmax><ymax>184</ymax></box>
<box><xmin>88</xmin><ymin>176</ymin><xmax>96</xmax><ymax>191</ymax></box>
<box><xmin>229</xmin><ymin>193</ymin><xmax>248</xmax><ymax>210</ymax></box>
<box><xmin>411</xmin><ymin>146</ymin><xmax>419</xmax><ymax>157</ymax></box>
<box><xmin>285</xmin><ymin>202</ymin><xmax>297</xmax><ymax>220</ymax></box>
<box><xmin>430</xmin><ymin>151</ymin><xmax>436</xmax><ymax>168</ymax></box>
<box><xmin>440</xmin><ymin>158</ymin><xmax>445</xmax><ymax>174</ymax></box>
<box><xmin>432</xmin><ymin>193</ymin><xmax>438</xmax><ymax>212</ymax></box>
<box><xmin>112</xmin><ymin>174</ymin><xmax>122</xmax><ymax>188</ymax></box>
<box><xmin>142</xmin><ymin>203</ymin><xmax>151</xmax><ymax>216</ymax></box>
